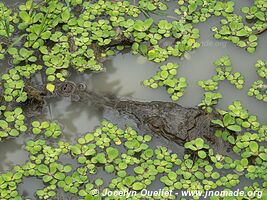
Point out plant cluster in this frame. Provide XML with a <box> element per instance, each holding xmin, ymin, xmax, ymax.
<box><xmin>247</xmin><ymin>59</ymin><xmax>267</xmax><ymax>102</ymax></box>
<box><xmin>211</xmin><ymin>101</ymin><xmax>267</xmax><ymax>180</ymax></box>
<box><xmin>0</xmin><ymin>106</ymin><xmax>27</xmax><ymax>140</ymax></box>
<box><xmin>248</xmin><ymin>80</ymin><xmax>267</xmax><ymax>102</ymax></box>
<box><xmin>198</xmin><ymin>55</ymin><xmax>245</xmax><ymax>92</ymax></box>
<box><xmin>7</xmin><ymin>47</ymin><xmax>37</xmax><ymax>64</ymax></box>
<box><xmin>0</xmin><ymin>0</ymin><xmax>202</xmax><ymax>92</ymax></box>
<box><xmin>198</xmin><ymin>79</ymin><xmax>218</xmax><ymax>91</ymax></box>
<box><xmin>143</xmin><ymin>63</ymin><xmax>187</xmax><ymax>101</ymax></box>
<box><xmin>198</xmin><ymin>92</ymin><xmax>222</xmax><ymax>113</ymax></box>
<box><xmin>0</xmin><ymin>2</ymin><xmax>18</xmax><ymax>37</ymax></box>
<box><xmin>138</xmin><ymin>0</ymin><xmax>168</xmax><ymax>12</ymax></box>
<box><xmin>1</xmin><ymin>119</ymin><xmax>266</xmax><ymax>199</ymax></box>
<box><xmin>175</xmin><ymin>0</ymin><xmax>235</xmax><ymax>24</ymax></box>
<box><xmin>1</xmin><ymin>69</ymin><xmax>27</xmax><ymax>103</ymax></box>
<box><xmin>31</xmin><ymin>120</ymin><xmax>62</xmax><ymax>138</ymax></box>
<box><xmin>255</xmin><ymin>59</ymin><xmax>267</xmax><ymax>79</ymax></box>
<box><xmin>211</xmin><ymin>13</ymin><xmax>258</xmax><ymax>53</ymax></box>
<box><xmin>0</xmin><ymin>0</ymin><xmax>264</xmax><ymax>96</ymax></box>
<box><xmin>1</xmin><ymin>63</ymin><xmax>42</xmax><ymax>103</ymax></box>
<box><xmin>175</xmin><ymin>0</ymin><xmax>266</xmax><ymax>53</ymax></box>
<box><xmin>198</xmin><ymin>55</ymin><xmax>245</xmax><ymax>112</ymax></box>
<box><xmin>241</xmin><ymin>0</ymin><xmax>267</xmax><ymax>33</ymax></box>
<box><xmin>213</xmin><ymin>55</ymin><xmax>245</xmax><ymax>89</ymax></box>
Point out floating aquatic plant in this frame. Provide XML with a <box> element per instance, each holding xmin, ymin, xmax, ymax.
<box><xmin>32</xmin><ymin>120</ymin><xmax>62</xmax><ymax>138</ymax></box>
<box><xmin>198</xmin><ymin>55</ymin><xmax>245</xmax><ymax>92</ymax></box>
<box><xmin>1</xmin><ymin>68</ymin><xmax>28</xmax><ymax>103</ymax></box>
<box><xmin>212</xmin><ymin>113</ymin><xmax>242</xmax><ymax>132</ymax></box>
<box><xmin>0</xmin><ymin>2</ymin><xmax>18</xmax><ymax>37</ymax></box>
<box><xmin>213</xmin><ymin>55</ymin><xmax>245</xmax><ymax>89</ymax></box>
<box><xmin>198</xmin><ymin>79</ymin><xmax>219</xmax><ymax>91</ymax></box>
<box><xmin>211</xmin><ymin>13</ymin><xmax>258</xmax><ymax>53</ymax></box>
<box><xmin>241</xmin><ymin>0</ymin><xmax>267</xmax><ymax>34</ymax></box>
<box><xmin>198</xmin><ymin>92</ymin><xmax>222</xmax><ymax>113</ymax></box>
<box><xmin>175</xmin><ymin>0</ymin><xmax>235</xmax><ymax>24</ymax></box>
<box><xmin>248</xmin><ymin>80</ymin><xmax>267</xmax><ymax>102</ymax></box>
<box><xmin>0</xmin><ymin>1</ymin><xmax>267</xmax><ymax>200</ymax></box>
<box><xmin>138</xmin><ymin>0</ymin><xmax>168</xmax><ymax>12</ymax></box>
<box><xmin>143</xmin><ymin>62</ymin><xmax>187</xmax><ymax>101</ymax></box>
<box><xmin>0</xmin><ymin>106</ymin><xmax>27</xmax><ymax>140</ymax></box>
<box><xmin>247</xmin><ymin>59</ymin><xmax>267</xmax><ymax>102</ymax></box>
<box><xmin>255</xmin><ymin>59</ymin><xmax>267</xmax><ymax>79</ymax></box>
<box><xmin>1</xmin><ymin>118</ymin><xmax>267</xmax><ymax>199</ymax></box>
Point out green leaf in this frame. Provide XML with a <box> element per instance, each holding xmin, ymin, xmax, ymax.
<box><xmin>55</xmin><ymin>172</ymin><xmax>65</xmax><ymax>180</ymax></box>
<box><xmin>140</xmin><ymin>44</ymin><xmax>148</xmax><ymax>55</ymax></box>
<box><xmin>249</xmin><ymin>141</ymin><xmax>258</xmax><ymax>153</ymax></box>
<box><xmin>188</xmin><ymin>3</ymin><xmax>197</xmax><ymax>14</ymax></box>
<box><xmin>106</xmin><ymin>147</ymin><xmax>119</xmax><ymax>161</ymax></box>
<box><xmin>63</xmin><ymin>166</ymin><xmax>72</xmax><ymax>173</ymax></box>
<box><xmin>43</xmin><ymin>175</ymin><xmax>53</xmax><ymax>183</ymax></box>
<box><xmin>123</xmin><ymin>176</ymin><xmax>135</xmax><ymax>187</ymax></box>
<box><xmin>134</xmin><ymin>166</ymin><xmax>144</xmax><ymax>174</ymax></box>
<box><xmin>255</xmin><ymin>12</ymin><xmax>265</xmax><ymax>21</ymax></box>
<box><xmin>70</xmin><ymin>145</ymin><xmax>81</xmax><ymax>155</ymax></box>
<box><xmin>223</xmin><ymin>114</ymin><xmax>234</xmax><ymax>126</ymax></box>
<box><xmin>259</xmin><ymin>153</ymin><xmax>267</xmax><ymax>161</ymax></box>
<box><xmin>248</xmin><ymin>35</ymin><xmax>257</xmax><ymax>42</ymax></box>
<box><xmin>38</xmin><ymin>164</ymin><xmax>49</xmax><ymax>174</ymax></box>
<box><xmin>195</xmin><ymin>171</ymin><xmax>204</xmax><ymax>180</ymax></box>
<box><xmin>105</xmin><ymin>165</ymin><xmax>115</xmax><ymax>173</ymax></box>
<box><xmin>198</xmin><ymin>150</ymin><xmax>207</xmax><ymax>159</ymax></box>
<box><xmin>211</xmin><ymin>119</ymin><xmax>224</xmax><ymax>127</ymax></box>
<box><xmin>236</xmin><ymin>30</ymin><xmax>248</xmax><ymax>37</ymax></box>
<box><xmin>19</xmin><ymin>11</ymin><xmax>31</xmax><ymax>23</ymax></box>
<box><xmin>227</xmin><ymin>125</ymin><xmax>241</xmax><ymax>132</ymax></box>
<box><xmin>160</xmin><ymin>70</ymin><xmax>168</xmax><ymax>79</ymax></box>
<box><xmin>9</xmin><ymin>129</ymin><xmax>20</xmax><ymax>136</ymax></box>
<box><xmin>205</xmin><ymin>165</ymin><xmax>213</xmax><ymax>172</ymax></box>
<box><xmin>95</xmin><ymin>178</ymin><xmax>103</xmax><ymax>186</ymax></box>
<box><xmin>19</xmin><ymin>48</ymin><xmax>31</xmax><ymax>58</ymax></box>
<box><xmin>195</xmin><ymin>138</ymin><xmax>204</xmax><ymax>149</ymax></box>
<box><xmin>61</xmin><ymin>9</ymin><xmax>71</xmax><ymax>21</ymax></box>
<box><xmin>132</xmin><ymin>182</ymin><xmax>145</xmax><ymax>190</ymax></box>
<box><xmin>95</xmin><ymin>153</ymin><xmax>107</xmax><ymax>164</ymax></box>
<box><xmin>41</xmin><ymin>31</ymin><xmax>51</xmax><ymax>40</ymax></box>
<box><xmin>7</xmin><ymin>48</ymin><xmax>18</xmax><ymax>55</ymax></box>
<box><xmin>46</xmin><ymin>83</ymin><xmax>55</xmax><ymax>92</ymax></box>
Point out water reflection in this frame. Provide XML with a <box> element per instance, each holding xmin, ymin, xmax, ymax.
<box><xmin>47</xmin><ymin>98</ymin><xmax>103</xmax><ymax>142</ymax></box>
<box><xmin>0</xmin><ymin>136</ymin><xmax>29</xmax><ymax>172</ymax></box>
<box><xmin>17</xmin><ymin>177</ymin><xmax>44</xmax><ymax>199</ymax></box>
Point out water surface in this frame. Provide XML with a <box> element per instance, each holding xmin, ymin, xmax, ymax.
<box><xmin>0</xmin><ymin>0</ymin><xmax>266</xmax><ymax>198</ymax></box>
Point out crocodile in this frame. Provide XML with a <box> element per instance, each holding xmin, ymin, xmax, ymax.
<box><xmin>53</xmin><ymin>81</ymin><xmax>229</xmax><ymax>153</ymax></box>
<box><xmin>26</xmin><ymin>81</ymin><xmax>230</xmax><ymax>154</ymax></box>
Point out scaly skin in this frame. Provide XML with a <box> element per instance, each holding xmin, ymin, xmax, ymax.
<box><xmin>30</xmin><ymin>81</ymin><xmax>230</xmax><ymax>154</ymax></box>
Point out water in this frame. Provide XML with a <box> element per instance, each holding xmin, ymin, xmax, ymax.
<box><xmin>0</xmin><ymin>0</ymin><xmax>267</xmax><ymax>198</ymax></box>
<box><xmin>0</xmin><ymin>135</ymin><xmax>29</xmax><ymax>171</ymax></box>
